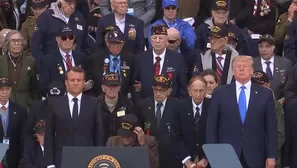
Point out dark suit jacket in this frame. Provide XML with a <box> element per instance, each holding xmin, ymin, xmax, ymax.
<box><xmin>106</xmin><ymin>135</ymin><xmax>159</xmax><ymax>168</ymax></box>
<box><xmin>1</xmin><ymin>101</ymin><xmax>28</xmax><ymax>168</ymax></box>
<box><xmin>88</xmin><ymin>49</ymin><xmax>134</xmax><ymax>96</ymax></box>
<box><xmin>253</xmin><ymin>56</ymin><xmax>292</xmax><ymax>100</ymax></box>
<box><xmin>179</xmin><ymin>98</ymin><xmax>211</xmax><ymax>159</ymax></box>
<box><xmin>136</xmin><ymin>96</ymin><xmax>188</xmax><ymax>168</ymax></box>
<box><xmin>96</xmin><ymin>13</ymin><xmax>144</xmax><ymax>54</ymax></box>
<box><xmin>44</xmin><ymin>94</ymin><xmax>103</xmax><ymax>168</ymax></box>
<box><xmin>19</xmin><ymin>141</ymin><xmax>45</xmax><ymax>168</ymax></box>
<box><xmin>133</xmin><ymin>49</ymin><xmax>188</xmax><ymax>102</ymax></box>
<box><xmin>229</xmin><ymin>0</ymin><xmax>253</xmax><ymax>28</ymax></box>
<box><xmin>39</xmin><ymin>49</ymin><xmax>89</xmax><ymax>96</ymax></box>
<box><xmin>206</xmin><ymin>83</ymin><xmax>277</xmax><ymax>168</ymax></box>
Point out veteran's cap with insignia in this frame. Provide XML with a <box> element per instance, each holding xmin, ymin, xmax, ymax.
<box><xmin>58</xmin><ymin>25</ymin><xmax>73</xmax><ymax>36</ymax></box>
<box><xmin>33</xmin><ymin>120</ymin><xmax>45</xmax><ymax>134</ymax></box>
<box><xmin>212</xmin><ymin>0</ymin><xmax>228</xmax><ymax>11</ymax></box>
<box><xmin>153</xmin><ymin>75</ymin><xmax>172</xmax><ymax>88</ymax></box>
<box><xmin>31</xmin><ymin>0</ymin><xmax>47</xmax><ymax>8</ymax></box>
<box><xmin>209</xmin><ymin>26</ymin><xmax>228</xmax><ymax>38</ymax></box>
<box><xmin>251</xmin><ymin>71</ymin><xmax>270</xmax><ymax>85</ymax></box>
<box><xmin>228</xmin><ymin>32</ymin><xmax>238</xmax><ymax>42</ymax></box>
<box><xmin>107</xmin><ymin>29</ymin><xmax>124</xmax><ymax>43</ymax></box>
<box><xmin>104</xmin><ymin>25</ymin><xmax>120</xmax><ymax>35</ymax></box>
<box><xmin>162</xmin><ymin>0</ymin><xmax>178</xmax><ymax>8</ymax></box>
<box><xmin>47</xmin><ymin>81</ymin><xmax>66</xmax><ymax>97</ymax></box>
<box><xmin>151</xmin><ymin>25</ymin><xmax>167</xmax><ymax>36</ymax></box>
<box><xmin>102</xmin><ymin>72</ymin><xmax>121</xmax><ymax>86</ymax></box>
<box><xmin>0</xmin><ymin>77</ymin><xmax>12</xmax><ymax>87</ymax></box>
<box><xmin>259</xmin><ymin>34</ymin><xmax>275</xmax><ymax>46</ymax></box>
<box><xmin>117</xmin><ymin>114</ymin><xmax>138</xmax><ymax>137</ymax></box>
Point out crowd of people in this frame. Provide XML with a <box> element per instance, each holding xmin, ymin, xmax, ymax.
<box><xmin>0</xmin><ymin>0</ymin><xmax>297</xmax><ymax>167</ymax></box>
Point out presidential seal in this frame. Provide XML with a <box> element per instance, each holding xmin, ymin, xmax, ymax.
<box><xmin>88</xmin><ymin>155</ymin><xmax>121</xmax><ymax>168</ymax></box>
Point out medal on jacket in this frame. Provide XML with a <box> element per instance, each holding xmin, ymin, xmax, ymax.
<box><xmin>144</xmin><ymin>121</ymin><xmax>151</xmax><ymax>135</ymax></box>
<box><xmin>57</xmin><ymin>64</ymin><xmax>63</xmax><ymax>74</ymax></box>
<box><xmin>103</xmin><ymin>64</ymin><xmax>108</xmax><ymax>75</ymax></box>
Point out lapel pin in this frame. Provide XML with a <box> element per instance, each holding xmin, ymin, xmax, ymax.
<box><xmin>13</xmin><ymin>112</ymin><xmax>16</xmax><ymax>114</ymax></box>
<box><xmin>255</xmin><ymin>91</ymin><xmax>258</xmax><ymax>94</ymax></box>
<box><xmin>188</xmin><ymin>113</ymin><xmax>190</xmax><ymax>116</ymax></box>
<box><xmin>148</xmin><ymin>107</ymin><xmax>151</xmax><ymax>110</ymax></box>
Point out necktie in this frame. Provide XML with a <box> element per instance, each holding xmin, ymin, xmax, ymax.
<box><xmin>194</xmin><ymin>106</ymin><xmax>200</xmax><ymax>123</ymax></box>
<box><xmin>239</xmin><ymin>86</ymin><xmax>247</xmax><ymax>123</ymax></box>
<box><xmin>65</xmin><ymin>53</ymin><xmax>72</xmax><ymax>70</ymax></box>
<box><xmin>265</xmin><ymin>61</ymin><xmax>273</xmax><ymax>82</ymax></box>
<box><xmin>1</xmin><ymin>106</ymin><xmax>6</xmax><ymax>111</ymax></box>
<box><xmin>154</xmin><ymin>56</ymin><xmax>161</xmax><ymax>76</ymax></box>
<box><xmin>72</xmin><ymin>98</ymin><xmax>78</xmax><ymax>122</ymax></box>
<box><xmin>156</xmin><ymin>102</ymin><xmax>163</xmax><ymax>128</ymax></box>
<box><xmin>216</xmin><ymin>56</ymin><xmax>223</xmax><ymax>80</ymax></box>
<box><xmin>113</xmin><ymin>57</ymin><xmax>119</xmax><ymax>73</ymax></box>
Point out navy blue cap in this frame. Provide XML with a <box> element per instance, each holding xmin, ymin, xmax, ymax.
<box><xmin>118</xmin><ymin>114</ymin><xmax>138</xmax><ymax>137</ymax></box>
<box><xmin>58</xmin><ymin>25</ymin><xmax>73</xmax><ymax>36</ymax></box>
<box><xmin>209</xmin><ymin>26</ymin><xmax>228</xmax><ymax>38</ymax></box>
<box><xmin>0</xmin><ymin>77</ymin><xmax>11</xmax><ymax>87</ymax></box>
<box><xmin>107</xmin><ymin>29</ymin><xmax>124</xmax><ymax>43</ymax></box>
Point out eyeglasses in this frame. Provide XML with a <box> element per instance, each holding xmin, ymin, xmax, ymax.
<box><xmin>61</xmin><ymin>35</ymin><xmax>75</xmax><ymax>41</ymax></box>
<box><xmin>9</xmin><ymin>39</ymin><xmax>22</xmax><ymax>45</ymax></box>
<box><xmin>152</xmin><ymin>88</ymin><xmax>167</xmax><ymax>93</ymax></box>
<box><xmin>165</xmin><ymin>6</ymin><xmax>177</xmax><ymax>10</ymax></box>
<box><xmin>168</xmin><ymin>39</ymin><xmax>179</xmax><ymax>44</ymax></box>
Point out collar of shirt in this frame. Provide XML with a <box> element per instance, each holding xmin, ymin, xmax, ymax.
<box><xmin>40</xmin><ymin>144</ymin><xmax>44</xmax><ymax>152</ymax></box>
<box><xmin>57</xmin><ymin>8</ymin><xmax>70</xmax><ymax>23</ymax></box>
<box><xmin>1</xmin><ymin>101</ymin><xmax>9</xmax><ymax>109</ymax></box>
<box><xmin>67</xmin><ymin>92</ymin><xmax>82</xmax><ymax>103</ymax></box>
<box><xmin>215</xmin><ymin>53</ymin><xmax>226</xmax><ymax>59</ymax></box>
<box><xmin>115</xmin><ymin>15</ymin><xmax>126</xmax><ymax>23</ymax></box>
<box><xmin>192</xmin><ymin>99</ymin><xmax>203</xmax><ymax>116</ymax></box>
<box><xmin>261</xmin><ymin>56</ymin><xmax>274</xmax><ymax>65</ymax></box>
<box><xmin>163</xmin><ymin>16</ymin><xmax>177</xmax><ymax>28</ymax></box>
<box><xmin>59</xmin><ymin>49</ymin><xmax>73</xmax><ymax>60</ymax></box>
<box><xmin>235</xmin><ymin>80</ymin><xmax>251</xmax><ymax>107</ymax></box>
<box><xmin>153</xmin><ymin>48</ymin><xmax>166</xmax><ymax>62</ymax></box>
<box><xmin>235</xmin><ymin>80</ymin><xmax>251</xmax><ymax>91</ymax></box>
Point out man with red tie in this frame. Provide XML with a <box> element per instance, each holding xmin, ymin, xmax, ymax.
<box><xmin>132</xmin><ymin>24</ymin><xmax>187</xmax><ymax>102</ymax></box>
<box><xmin>39</xmin><ymin>25</ymin><xmax>93</xmax><ymax>97</ymax></box>
<box><xmin>199</xmin><ymin>25</ymin><xmax>239</xmax><ymax>85</ymax></box>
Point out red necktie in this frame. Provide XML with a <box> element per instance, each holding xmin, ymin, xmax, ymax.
<box><xmin>216</xmin><ymin>56</ymin><xmax>223</xmax><ymax>80</ymax></box>
<box><xmin>65</xmin><ymin>53</ymin><xmax>72</xmax><ymax>70</ymax></box>
<box><xmin>154</xmin><ymin>56</ymin><xmax>161</xmax><ymax>76</ymax></box>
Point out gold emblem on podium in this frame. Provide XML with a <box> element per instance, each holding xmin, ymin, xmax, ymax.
<box><xmin>88</xmin><ymin>155</ymin><xmax>121</xmax><ymax>168</ymax></box>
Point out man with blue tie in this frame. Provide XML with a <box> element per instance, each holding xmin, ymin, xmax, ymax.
<box><xmin>206</xmin><ymin>56</ymin><xmax>277</xmax><ymax>168</ymax></box>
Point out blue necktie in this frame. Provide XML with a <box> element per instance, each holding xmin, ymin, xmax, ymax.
<box><xmin>239</xmin><ymin>86</ymin><xmax>246</xmax><ymax>123</ymax></box>
<box><xmin>265</xmin><ymin>61</ymin><xmax>273</xmax><ymax>82</ymax></box>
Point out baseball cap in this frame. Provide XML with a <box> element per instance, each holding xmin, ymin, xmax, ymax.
<box><xmin>58</xmin><ymin>25</ymin><xmax>73</xmax><ymax>36</ymax></box>
<box><xmin>162</xmin><ymin>0</ymin><xmax>178</xmax><ymax>8</ymax></box>
<box><xmin>107</xmin><ymin>29</ymin><xmax>124</xmax><ymax>43</ymax></box>
<box><xmin>102</xmin><ymin>72</ymin><xmax>121</xmax><ymax>86</ymax></box>
<box><xmin>228</xmin><ymin>32</ymin><xmax>238</xmax><ymax>42</ymax></box>
<box><xmin>0</xmin><ymin>77</ymin><xmax>12</xmax><ymax>87</ymax></box>
<box><xmin>153</xmin><ymin>75</ymin><xmax>172</xmax><ymax>88</ymax></box>
<box><xmin>47</xmin><ymin>81</ymin><xmax>66</xmax><ymax>97</ymax></box>
<box><xmin>31</xmin><ymin>0</ymin><xmax>47</xmax><ymax>7</ymax></box>
<box><xmin>251</xmin><ymin>71</ymin><xmax>270</xmax><ymax>85</ymax></box>
<box><xmin>209</xmin><ymin>26</ymin><xmax>228</xmax><ymax>38</ymax></box>
<box><xmin>33</xmin><ymin>120</ymin><xmax>45</xmax><ymax>134</ymax></box>
<box><xmin>117</xmin><ymin>114</ymin><xmax>138</xmax><ymax>137</ymax></box>
<box><xmin>212</xmin><ymin>0</ymin><xmax>229</xmax><ymax>11</ymax></box>
<box><xmin>151</xmin><ymin>25</ymin><xmax>167</xmax><ymax>36</ymax></box>
<box><xmin>259</xmin><ymin>34</ymin><xmax>275</xmax><ymax>46</ymax></box>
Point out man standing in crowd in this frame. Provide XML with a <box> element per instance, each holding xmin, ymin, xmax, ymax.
<box><xmin>133</xmin><ymin>25</ymin><xmax>187</xmax><ymax>102</ymax></box>
<box><xmin>44</xmin><ymin>67</ymin><xmax>104</xmax><ymax>168</ymax></box>
<box><xmin>90</xmin><ymin>28</ymin><xmax>134</xmax><ymax>97</ymax></box>
<box><xmin>31</xmin><ymin>0</ymin><xmax>88</xmax><ymax>69</ymax></box>
<box><xmin>39</xmin><ymin>25</ymin><xmax>92</xmax><ymax>97</ymax></box>
<box><xmin>199</xmin><ymin>26</ymin><xmax>238</xmax><ymax>85</ymax></box>
<box><xmin>137</xmin><ymin>75</ymin><xmax>193</xmax><ymax>168</ymax></box>
<box><xmin>179</xmin><ymin>76</ymin><xmax>211</xmax><ymax>168</ymax></box>
<box><xmin>206</xmin><ymin>56</ymin><xmax>277</xmax><ymax>168</ymax></box>
<box><xmin>0</xmin><ymin>30</ymin><xmax>38</xmax><ymax>109</ymax></box>
<box><xmin>106</xmin><ymin>114</ymin><xmax>158</xmax><ymax>168</ymax></box>
<box><xmin>97</xmin><ymin>72</ymin><xmax>135</xmax><ymax>143</ymax></box>
<box><xmin>0</xmin><ymin>77</ymin><xmax>27</xmax><ymax>168</ymax></box>
<box><xmin>253</xmin><ymin>34</ymin><xmax>292</xmax><ymax>104</ymax></box>
<box><xmin>96</xmin><ymin>0</ymin><xmax>144</xmax><ymax>54</ymax></box>
<box><xmin>148</xmin><ymin>0</ymin><xmax>196</xmax><ymax>50</ymax></box>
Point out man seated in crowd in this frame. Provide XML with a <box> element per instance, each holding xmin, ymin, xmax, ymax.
<box><xmin>106</xmin><ymin>114</ymin><xmax>158</xmax><ymax>168</ymax></box>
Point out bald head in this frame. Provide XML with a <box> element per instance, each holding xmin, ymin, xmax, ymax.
<box><xmin>167</xmin><ymin>28</ymin><xmax>180</xmax><ymax>40</ymax></box>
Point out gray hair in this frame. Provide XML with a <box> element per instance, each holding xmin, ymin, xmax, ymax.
<box><xmin>2</xmin><ymin>30</ymin><xmax>26</xmax><ymax>54</ymax></box>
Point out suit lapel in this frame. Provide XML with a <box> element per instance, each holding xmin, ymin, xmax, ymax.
<box><xmin>62</xmin><ymin>96</ymin><xmax>72</xmax><ymax>122</ymax></box>
<box><xmin>146</xmin><ymin>98</ymin><xmax>157</xmax><ymax>135</ymax></box>
<box><xmin>72</xmin><ymin>51</ymin><xmax>81</xmax><ymax>67</ymax></box>
<box><xmin>245</xmin><ymin>84</ymin><xmax>257</xmax><ymax>123</ymax></box>
<box><xmin>124</xmin><ymin>15</ymin><xmax>130</xmax><ymax>39</ymax></box>
<box><xmin>230</xmin><ymin>84</ymin><xmax>243</xmax><ymax>125</ymax></box>
<box><xmin>146</xmin><ymin>51</ymin><xmax>154</xmax><ymax>78</ymax></box>
<box><xmin>161</xmin><ymin>51</ymin><xmax>169</xmax><ymax>75</ymax></box>
<box><xmin>272</xmin><ymin>57</ymin><xmax>280</xmax><ymax>89</ymax></box>
<box><xmin>254</xmin><ymin>57</ymin><xmax>262</xmax><ymax>71</ymax></box>
<box><xmin>7</xmin><ymin>102</ymin><xmax>17</xmax><ymax>137</ymax></box>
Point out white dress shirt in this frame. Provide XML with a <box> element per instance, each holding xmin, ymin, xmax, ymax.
<box><xmin>235</xmin><ymin>80</ymin><xmax>251</xmax><ymax>109</ymax></box>
<box><xmin>153</xmin><ymin>48</ymin><xmax>166</xmax><ymax>75</ymax></box>
<box><xmin>261</xmin><ymin>56</ymin><xmax>274</xmax><ymax>76</ymax></box>
<box><xmin>115</xmin><ymin>15</ymin><xmax>126</xmax><ymax>33</ymax></box>
<box><xmin>67</xmin><ymin>93</ymin><xmax>82</xmax><ymax>117</ymax></box>
<box><xmin>59</xmin><ymin>49</ymin><xmax>75</xmax><ymax>71</ymax></box>
<box><xmin>40</xmin><ymin>144</ymin><xmax>44</xmax><ymax>155</ymax></box>
<box><xmin>215</xmin><ymin>53</ymin><xmax>226</xmax><ymax>67</ymax></box>
<box><xmin>1</xmin><ymin>101</ymin><xmax>9</xmax><ymax>109</ymax></box>
<box><xmin>192</xmin><ymin>99</ymin><xmax>203</xmax><ymax>117</ymax></box>
<box><xmin>154</xmin><ymin>98</ymin><xmax>167</xmax><ymax>117</ymax></box>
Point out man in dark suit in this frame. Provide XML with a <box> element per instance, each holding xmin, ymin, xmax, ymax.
<box><xmin>95</xmin><ymin>0</ymin><xmax>144</xmax><ymax>54</ymax></box>
<box><xmin>0</xmin><ymin>77</ymin><xmax>28</xmax><ymax>168</ymax></box>
<box><xmin>133</xmin><ymin>25</ymin><xmax>187</xmax><ymax>102</ymax></box>
<box><xmin>136</xmin><ymin>75</ymin><xmax>193</xmax><ymax>168</ymax></box>
<box><xmin>206</xmin><ymin>56</ymin><xmax>277</xmax><ymax>168</ymax></box>
<box><xmin>179</xmin><ymin>76</ymin><xmax>211</xmax><ymax>168</ymax></box>
<box><xmin>39</xmin><ymin>25</ymin><xmax>93</xmax><ymax>97</ymax></box>
<box><xmin>89</xmin><ymin>27</ymin><xmax>134</xmax><ymax>97</ymax></box>
<box><xmin>253</xmin><ymin>34</ymin><xmax>292</xmax><ymax>104</ymax></box>
<box><xmin>44</xmin><ymin>67</ymin><xmax>104</xmax><ymax>168</ymax></box>
<box><xmin>19</xmin><ymin>120</ymin><xmax>46</xmax><ymax>168</ymax></box>
<box><xmin>106</xmin><ymin>114</ymin><xmax>158</xmax><ymax>168</ymax></box>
